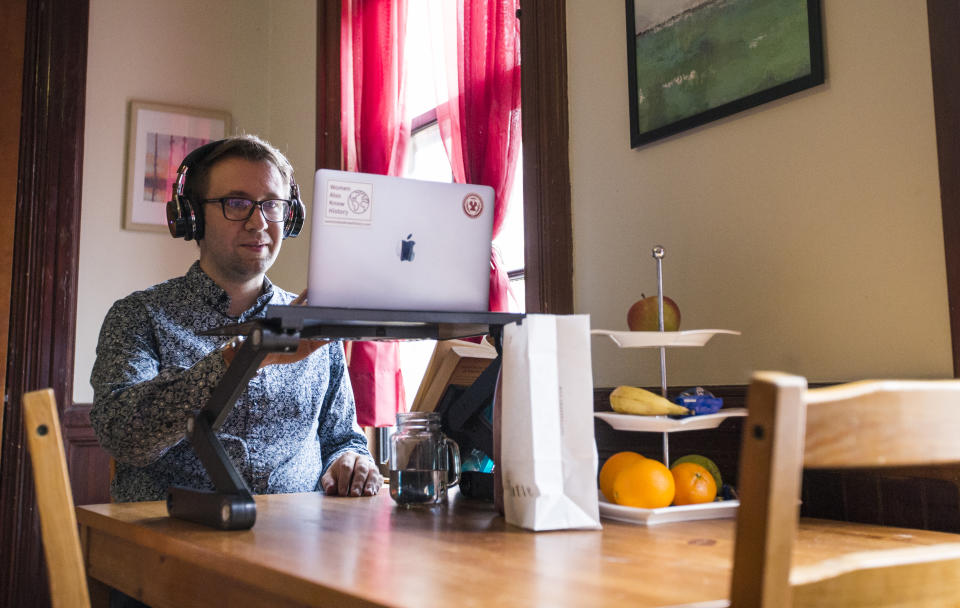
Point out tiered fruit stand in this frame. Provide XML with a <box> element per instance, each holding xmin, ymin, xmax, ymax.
<box><xmin>591</xmin><ymin>246</ymin><xmax>743</xmax><ymax>524</ymax></box>
<box><xmin>591</xmin><ymin>329</ymin><xmax>743</xmax><ymax>524</ymax></box>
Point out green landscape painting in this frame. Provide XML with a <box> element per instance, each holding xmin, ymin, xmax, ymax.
<box><xmin>626</xmin><ymin>0</ymin><xmax>823</xmax><ymax>147</ymax></box>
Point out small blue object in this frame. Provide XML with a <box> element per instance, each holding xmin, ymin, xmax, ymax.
<box><xmin>462</xmin><ymin>447</ymin><xmax>494</xmax><ymax>473</ymax></box>
<box><xmin>674</xmin><ymin>387</ymin><xmax>723</xmax><ymax>415</ymax></box>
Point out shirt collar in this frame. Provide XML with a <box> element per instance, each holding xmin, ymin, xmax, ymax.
<box><xmin>185</xmin><ymin>261</ymin><xmax>276</xmax><ymax>320</ymax></box>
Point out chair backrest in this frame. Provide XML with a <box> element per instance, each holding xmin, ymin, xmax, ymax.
<box><xmin>729</xmin><ymin>371</ymin><xmax>960</xmax><ymax>608</ymax></box>
<box><xmin>23</xmin><ymin>388</ymin><xmax>90</xmax><ymax>608</ymax></box>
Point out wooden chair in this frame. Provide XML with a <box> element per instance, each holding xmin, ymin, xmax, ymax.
<box><xmin>730</xmin><ymin>371</ymin><xmax>960</xmax><ymax>607</ymax></box>
<box><xmin>23</xmin><ymin>388</ymin><xmax>90</xmax><ymax>608</ymax></box>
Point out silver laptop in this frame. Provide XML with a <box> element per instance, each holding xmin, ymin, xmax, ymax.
<box><xmin>307</xmin><ymin>169</ymin><xmax>495</xmax><ymax>312</ymax></box>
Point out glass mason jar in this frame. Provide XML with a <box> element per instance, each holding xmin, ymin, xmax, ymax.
<box><xmin>388</xmin><ymin>411</ymin><xmax>460</xmax><ymax>506</ymax></box>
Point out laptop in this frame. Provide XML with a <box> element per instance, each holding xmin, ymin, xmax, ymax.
<box><xmin>307</xmin><ymin>169</ymin><xmax>495</xmax><ymax>312</ymax></box>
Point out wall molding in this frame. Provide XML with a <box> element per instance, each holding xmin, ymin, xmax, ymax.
<box><xmin>63</xmin><ymin>403</ymin><xmax>99</xmax><ymax>446</ymax></box>
<box><xmin>519</xmin><ymin>0</ymin><xmax>574</xmax><ymax>314</ymax></box>
<box><xmin>315</xmin><ymin>0</ymin><xmax>340</xmax><ymax>171</ymax></box>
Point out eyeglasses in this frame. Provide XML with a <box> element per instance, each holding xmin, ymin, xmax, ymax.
<box><xmin>202</xmin><ymin>198</ymin><xmax>292</xmax><ymax>223</ymax></box>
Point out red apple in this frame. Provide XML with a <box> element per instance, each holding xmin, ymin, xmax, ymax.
<box><xmin>627</xmin><ymin>294</ymin><xmax>681</xmax><ymax>331</ymax></box>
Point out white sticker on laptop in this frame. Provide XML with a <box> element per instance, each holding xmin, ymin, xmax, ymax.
<box><xmin>324</xmin><ymin>180</ymin><xmax>373</xmax><ymax>226</ymax></box>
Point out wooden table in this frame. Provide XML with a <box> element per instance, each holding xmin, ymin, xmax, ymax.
<box><xmin>77</xmin><ymin>491</ymin><xmax>959</xmax><ymax>608</ymax></box>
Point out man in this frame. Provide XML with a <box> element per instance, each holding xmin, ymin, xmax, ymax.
<box><xmin>90</xmin><ymin>135</ymin><xmax>381</xmax><ymax>502</ymax></box>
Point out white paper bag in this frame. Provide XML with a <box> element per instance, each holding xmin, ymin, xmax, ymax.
<box><xmin>500</xmin><ymin>314</ymin><xmax>601</xmax><ymax>531</ymax></box>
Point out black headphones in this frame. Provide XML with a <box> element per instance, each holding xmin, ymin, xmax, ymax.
<box><xmin>166</xmin><ymin>139</ymin><xmax>306</xmax><ymax>241</ymax></box>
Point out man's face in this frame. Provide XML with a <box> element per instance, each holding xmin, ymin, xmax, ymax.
<box><xmin>197</xmin><ymin>157</ymin><xmax>286</xmax><ymax>285</ymax></box>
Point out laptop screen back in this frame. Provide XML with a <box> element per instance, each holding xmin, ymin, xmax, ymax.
<box><xmin>307</xmin><ymin>169</ymin><xmax>494</xmax><ymax>312</ymax></box>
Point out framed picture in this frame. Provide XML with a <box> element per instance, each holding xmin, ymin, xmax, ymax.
<box><xmin>625</xmin><ymin>0</ymin><xmax>824</xmax><ymax>148</ymax></box>
<box><xmin>124</xmin><ymin>101</ymin><xmax>231</xmax><ymax>232</ymax></box>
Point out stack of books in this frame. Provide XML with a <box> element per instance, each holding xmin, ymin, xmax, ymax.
<box><xmin>410</xmin><ymin>338</ymin><xmax>497</xmax><ymax>413</ymax></box>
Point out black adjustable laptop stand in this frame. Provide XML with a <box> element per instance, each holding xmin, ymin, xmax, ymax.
<box><xmin>166</xmin><ymin>306</ymin><xmax>523</xmax><ymax>530</ymax></box>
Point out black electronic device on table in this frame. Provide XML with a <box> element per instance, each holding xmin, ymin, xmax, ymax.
<box><xmin>433</xmin><ymin>374</ymin><xmax>498</xmax><ymax>501</ymax></box>
<box><xmin>167</xmin><ymin>306</ymin><xmax>523</xmax><ymax>530</ymax></box>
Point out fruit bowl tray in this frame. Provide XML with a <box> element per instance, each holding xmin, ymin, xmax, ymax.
<box><xmin>599</xmin><ymin>494</ymin><xmax>739</xmax><ymax>526</ymax></box>
<box><xmin>590</xmin><ymin>329</ymin><xmax>740</xmax><ymax>348</ymax></box>
<box><xmin>594</xmin><ymin>408</ymin><xmax>747</xmax><ymax>433</ymax></box>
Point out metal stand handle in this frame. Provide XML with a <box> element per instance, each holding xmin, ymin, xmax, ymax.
<box><xmin>653</xmin><ymin>245</ymin><xmax>670</xmax><ymax>466</ymax></box>
<box><xmin>653</xmin><ymin>245</ymin><xmax>668</xmax><ymax>398</ymax></box>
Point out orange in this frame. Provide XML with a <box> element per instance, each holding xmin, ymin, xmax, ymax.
<box><xmin>670</xmin><ymin>462</ymin><xmax>718</xmax><ymax>505</ymax></box>
<box><xmin>598</xmin><ymin>451</ymin><xmax>644</xmax><ymax>502</ymax></box>
<box><xmin>611</xmin><ymin>458</ymin><xmax>675</xmax><ymax>509</ymax></box>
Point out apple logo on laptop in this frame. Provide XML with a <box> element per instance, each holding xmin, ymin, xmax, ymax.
<box><xmin>400</xmin><ymin>234</ymin><xmax>416</xmax><ymax>262</ymax></box>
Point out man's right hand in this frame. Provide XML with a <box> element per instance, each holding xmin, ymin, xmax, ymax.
<box><xmin>260</xmin><ymin>338</ymin><xmax>329</xmax><ymax>367</ymax></box>
<box><xmin>221</xmin><ymin>288</ymin><xmax>329</xmax><ymax>368</ymax></box>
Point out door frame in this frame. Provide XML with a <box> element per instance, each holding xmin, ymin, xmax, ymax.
<box><xmin>0</xmin><ymin>1</ymin><xmax>88</xmax><ymax>606</ymax></box>
<box><xmin>928</xmin><ymin>0</ymin><xmax>960</xmax><ymax>377</ymax></box>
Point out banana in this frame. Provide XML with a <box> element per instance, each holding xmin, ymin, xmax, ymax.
<box><xmin>609</xmin><ymin>385</ymin><xmax>691</xmax><ymax>416</ymax></box>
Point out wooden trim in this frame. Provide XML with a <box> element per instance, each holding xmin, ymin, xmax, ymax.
<box><xmin>0</xmin><ymin>0</ymin><xmax>88</xmax><ymax>606</ymax></box>
<box><xmin>411</xmin><ymin>108</ymin><xmax>439</xmax><ymax>134</ymax></box>
<box><xmin>927</xmin><ymin>0</ymin><xmax>960</xmax><ymax>377</ymax></box>
<box><xmin>0</xmin><ymin>0</ymin><xmax>26</xmax><ymax>455</ymax></box>
<box><xmin>63</xmin><ymin>404</ymin><xmax>102</xmax><ymax>447</ymax></box>
<box><xmin>519</xmin><ymin>0</ymin><xmax>574</xmax><ymax>314</ymax></box>
<box><xmin>63</xmin><ymin>401</ymin><xmax>111</xmax><ymax>507</ymax></box>
<box><xmin>316</xmin><ymin>0</ymin><xmax>341</xmax><ymax>171</ymax></box>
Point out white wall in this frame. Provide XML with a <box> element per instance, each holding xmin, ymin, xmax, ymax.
<box><xmin>75</xmin><ymin>0</ymin><xmax>316</xmax><ymax>402</ymax></box>
<box><xmin>77</xmin><ymin>0</ymin><xmax>952</xmax><ymax>401</ymax></box>
<box><xmin>567</xmin><ymin>0</ymin><xmax>953</xmax><ymax>387</ymax></box>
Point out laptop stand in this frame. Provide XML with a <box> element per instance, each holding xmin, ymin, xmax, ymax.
<box><xmin>167</xmin><ymin>306</ymin><xmax>523</xmax><ymax>530</ymax></box>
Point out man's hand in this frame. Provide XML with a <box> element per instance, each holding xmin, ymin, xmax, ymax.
<box><xmin>221</xmin><ymin>289</ymin><xmax>329</xmax><ymax>368</ymax></box>
<box><xmin>259</xmin><ymin>338</ymin><xmax>328</xmax><ymax>367</ymax></box>
<box><xmin>320</xmin><ymin>452</ymin><xmax>383</xmax><ymax>497</ymax></box>
<box><xmin>262</xmin><ymin>288</ymin><xmax>327</xmax><ymax>366</ymax></box>
<box><xmin>221</xmin><ymin>335</ymin><xmax>328</xmax><ymax>368</ymax></box>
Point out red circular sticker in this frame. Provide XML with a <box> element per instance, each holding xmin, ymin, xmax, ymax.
<box><xmin>462</xmin><ymin>193</ymin><xmax>483</xmax><ymax>218</ymax></box>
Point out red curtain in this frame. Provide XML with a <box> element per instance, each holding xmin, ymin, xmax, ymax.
<box><xmin>431</xmin><ymin>0</ymin><xmax>522</xmax><ymax>312</ymax></box>
<box><xmin>341</xmin><ymin>0</ymin><xmax>409</xmax><ymax>427</ymax></box>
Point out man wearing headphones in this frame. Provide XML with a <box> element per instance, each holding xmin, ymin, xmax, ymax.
<box><xmin>90</xmin><ymin>135</ymin><xmax>381</xmax><ymax>502</ymax></box>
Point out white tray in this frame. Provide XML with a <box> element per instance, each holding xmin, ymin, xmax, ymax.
<box><xmin>590</xmin><ymin>329</ymin><xmax>740</xmax><ymax>348</ymax></box>
<box><xmin>599</xmin><ymin>495</ymin><xmax>739</xmax><ymax>526</ymax></box>
<box><xmin>594</xmin><ymin>408</ymin><xmax>747</xmax><ymax>432</ymax></box>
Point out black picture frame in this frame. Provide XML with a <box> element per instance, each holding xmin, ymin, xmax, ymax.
<box><xmin>625</xmin><ymin>0</ymin><xmax>824</xmax><ymax>148</ymax></box>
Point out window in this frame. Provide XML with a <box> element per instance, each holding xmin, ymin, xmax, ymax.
<box><xmin>398</xmin><ymin>3</ymin><xmax>525</xmax><ymax>407</ymax></box>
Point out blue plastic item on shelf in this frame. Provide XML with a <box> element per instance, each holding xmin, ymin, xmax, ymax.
<box><xmin>674</xmin><ymin>387</ymin><xmax>723</xmax><ymax>415</ymax></box>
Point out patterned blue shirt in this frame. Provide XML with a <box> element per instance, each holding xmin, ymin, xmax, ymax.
<box><xmin>90</xmin><ymin>262</ymin><xmax>370</xmax><ymax>502</ymax></box>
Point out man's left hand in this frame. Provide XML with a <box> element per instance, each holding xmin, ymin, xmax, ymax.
<box><xmin>321</xmin><ymin>452</ymin><xmax>383</xmax><ymax>497</ymax></box>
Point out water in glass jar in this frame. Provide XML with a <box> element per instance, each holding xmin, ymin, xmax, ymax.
<box><xmin>390</xmin><ymin>469</ymin><xmax>445</xmax><ymax>505</ymax></box>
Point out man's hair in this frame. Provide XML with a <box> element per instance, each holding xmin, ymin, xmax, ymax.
<box><xmin>183</xmin><ymin>134</ymin><xmax>294</xmax><ymax>202</ymax></box>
